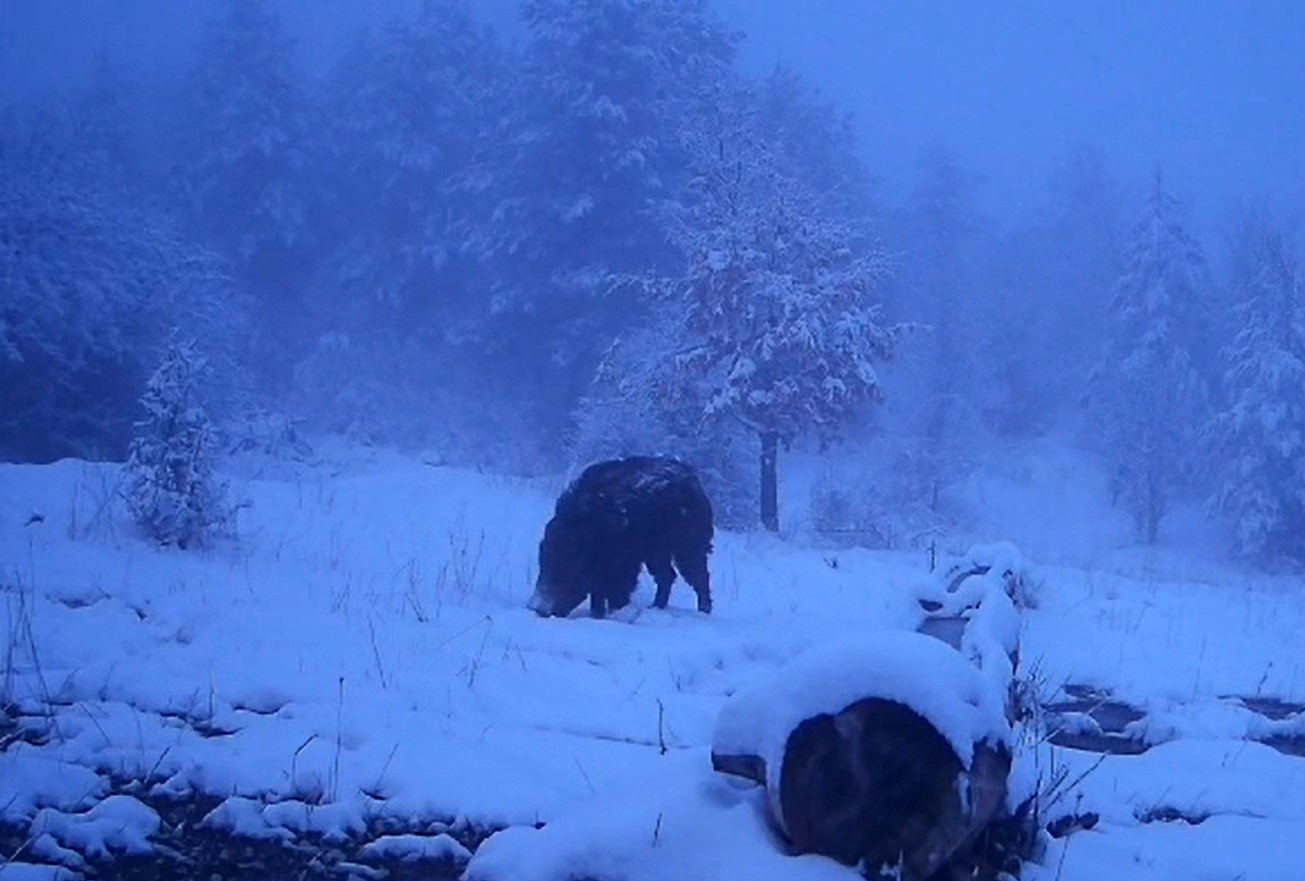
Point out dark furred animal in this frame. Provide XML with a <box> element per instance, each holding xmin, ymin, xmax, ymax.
<box><xmin>529</xmin><ymin>457</ymin><xmax>714</xmax><ymax>619</ymax></box>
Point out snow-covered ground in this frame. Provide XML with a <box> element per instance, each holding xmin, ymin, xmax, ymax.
<box><xmin>2</xmin><ymin>447</ymin><xmax>1303</xmax><ymax>880</ymax></box>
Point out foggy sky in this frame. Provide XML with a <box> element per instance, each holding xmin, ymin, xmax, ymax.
<box><xmin>3</xmin><ymin>0</ymin><xmax>1303</xmax><ymax>221</ymax></box>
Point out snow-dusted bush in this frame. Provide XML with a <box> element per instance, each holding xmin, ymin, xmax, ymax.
<box><xmin>806</xmin><ymin>438</ymin><xmax>950</xmax><ymax>551</ymax></box>
<box><xmin>808</xmin><ymin>467</ymin><xmax>895</xmax><ymax>548</ymax></box>
<box><xmin>124</xmin><ymin>340</ymin><xmax>232</xmax><ymax>549</ymax></box>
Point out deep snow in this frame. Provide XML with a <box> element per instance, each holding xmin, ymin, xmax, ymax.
<box><xmin>2</xmin><ymin>443</ymin><xmax>1303</xmax><ymax>879</ymax></box>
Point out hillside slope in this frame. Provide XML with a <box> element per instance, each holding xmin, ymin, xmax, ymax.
<box><xmin>1</xmin><ymin>453</ymin><xmax>1302</xmax><ymax>879</ymax></box>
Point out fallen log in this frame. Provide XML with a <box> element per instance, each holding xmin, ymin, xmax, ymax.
<box><xmin>776</xmin><ymin>697</ymin><xmax>1012</xmax><ymax>879</ymax></box>
<box><xmin>712</xmin><ymin>544</ymin><xmax>1029</xmax><ymax>880</ymax></box>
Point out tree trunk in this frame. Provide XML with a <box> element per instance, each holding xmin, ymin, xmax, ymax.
<box><xmin>760</xmin><ymin>430</ymin><xmax>779</xmax><ymax>532</ymax></box>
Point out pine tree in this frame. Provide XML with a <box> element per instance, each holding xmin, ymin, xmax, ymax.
<box><xmin>982</xmin><ymin>147</ymin><xmax>1125</xmax><ymax>436</ymax></box>
<box><xmin>125</xmin><ymin>340</ymin><xmax>232</xmax><ymax>549</ymax></box>
<box><xmin>494</xmin><ymin>0</ymin><xmax>738</xmax><ymax>438</ymax></box>
<box><xmin>654</xmin><ymin>82</ymin><xmax>897</xmax><ymax>531</ymax></box>
<box><xmin>513</xmin><ymin>0</ymin><xmax>737</xmax><ymax>277</ymax></box>
<box><xmin>1210</xmin><ymin>216</ymin><xmax>1305</xmax><ymax>563</ymax></box>
<box><xmin>0</xmin><ymin>107</ymin><xmax>237</xmax><ymax>462</ymax></box>
<box><xmin>289</xmin><ymin>2</ymin><xmax>513</xmax><ymax>441</ymax></box>
<box><xmin>178</xmin><ymin>0</ymin><xmax>312</xmax><ymax>334</ymax></box>
<box><xmin>321</xmin><ymin>0</ymin><xmax>507</xmax><ymax>328</ymax></box>
<box><xmin>893</xmin><ymin>147</ymin><xmax>985</xmax><ymax>510</ymax></box>
<box><xmin>1092</xmin><ymin>171</ymin><xmax>1211</xmax><ymax>543</ymax></box>
<box><xmin>1040</xmin><ymin>147</ymin><xmax>1125</xmax><ymax>392</ymax></box>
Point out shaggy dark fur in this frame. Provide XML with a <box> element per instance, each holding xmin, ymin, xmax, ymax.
<box><xmin>528</xmin><ymin>456</ymin><xmax>714</xmax><ymax>619</ymax></box>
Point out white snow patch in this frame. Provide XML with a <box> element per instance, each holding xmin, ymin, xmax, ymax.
<box><xmin>358</xmin><ymin>833</ymin><xmax>472</xmax><ymax>863</ymax></box>
<box><xmin>466</xmin><ymin>751</ymin><xmax>855</xmax><ymax>881</ymax></box>
<box><xmin>200</xmin><ymin>797</ymin><xmax>295</xmax><ymax>841</ymax></box>
<box><xmin>0</xmin><ymin>864</ymin><xmax>78</xmax><ymax>881</ymax></box>
<box><xmin>0</xmin><ymin>752</ymin><xmax>106</xmax><ymax>822</ymax></box>
<box><xmin>29</xmin><ymin>795</ymin><xmax>159</xmax><ymax>858</ymax></box>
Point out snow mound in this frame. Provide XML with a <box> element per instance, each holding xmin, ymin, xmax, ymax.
<box><xmin>465</xmin><ymin>752</ymin><xmax>855</xmax><ymax>881</ymax></box>
<box><xmin>0</xmin><ymin>753</ymin><xmax>106</xmax><ymax>823</ymax></box>
<box><xmin>200</xmin><ymin>797</ymin><xmax>295</xmax><ymax>841</ymax></box>
<box><xmin>29</xmin><ymin>795</ymin><xmax>160</xmax><ymax>859</ymax></box>
<box><xmin>0</xmin><ymin>864</ymin><xmax>78</xmax><ymax>881</ymax></box>
<box><xmin>358</xmin><ymin>833</ymin><xmax>472</xmax><ymax>863</ymax></box>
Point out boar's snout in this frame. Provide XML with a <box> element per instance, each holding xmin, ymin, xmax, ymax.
<box><xmin>527</xmin><ymin>585</ymin><xmax>554</xmax><ymax>617</ymax></box>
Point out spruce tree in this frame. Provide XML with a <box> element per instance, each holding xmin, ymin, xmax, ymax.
<box><xmin>125</xmin><ymin>340</ymin><xmax>231</xmax><ymax>549</ymax></box>
<box><xmin>178</xmin><ymin>0</ymin><xmax>312</xmax><ymax>351</ymax></box>
<box><xmin>1210</xmin><ymin>218</ymin><xmax>1305</xmax><ymax>563</ymax></box>
<box><xmin>651</xmin><ymin>82</ymin><xmax>897</xmax><ymax>531</ymax></box>
<box><xmin>897</xmin><ymin>147</ymin><xmax>984</xmax><ymax>511</ymax></box>
<box><xmin>499</xmin><ymin>0</ymin><xmax>738</xmax><ymax>435</ymax></box>
<box><xmin>1092</xmin><ymin>172</ymin><xmax>1211</xmax><ymax>543</ymax></box>
<box><xmin>0</xmin><ymin>107</ymin><xmax>235</xmax><ymax>462</ymax></box>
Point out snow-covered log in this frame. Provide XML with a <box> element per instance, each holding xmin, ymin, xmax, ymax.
<box><xmin>711</xmin><ymin>548</ymin><xmax>1026</xmax><ymax>879</ymax></box>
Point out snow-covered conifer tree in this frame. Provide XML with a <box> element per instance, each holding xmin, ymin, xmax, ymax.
<box><xmin>981</xmin><ymin>147</ymin><xmax>1124</xmax><ymax>436</ymax></box>
<box><xmin>322</xmin><ymin>0</ymin><xmax>506</xmax><ymax>320</ymax></box>
<box><xmin>0</xmin><ymin>107</ymin><xmax>238</xmax><ymax>462</ymax></box>
<box><xmin>894</xmin><ymin>147</ymin><xmax>985</xmax><ymax>511</ymax></box>
<box><xmin>125</xmin><ymin>340</ymin><xmax>231</xmax><ymax>549</ymax></box>
<box><xmin>292</xmin><ymin>2</ymin><xmax>511</xmax><ymax>441</ymax></box>
<box><xmin>1092</xmin><ymin>171</ymin><xmax>1211</xmax><ymax>543</ymax></box>
<box><xmin>1210</xmin><ymin>217</ymin><xmax>1305</xmax><ymax>563</ymax></box>
<box><xmin>514</xmin><ymin>0</ymin><xmax>736</xmax><ymax>276</ymax></box>
<box><xmin>178</xmin><ymin>0</ymin><xmax>312</xmax><ymax>330</ymax></box>
<box><xmin>657</xmin><ymin>83</ymin><xmax>897</xmax><ymax>531</ymax></box>
<box><xmin>495</xmin><ymin>0</ymin><xmax>737</xmax><ymax>437</ymax></box>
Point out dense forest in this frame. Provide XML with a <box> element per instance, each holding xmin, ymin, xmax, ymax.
<box><xmin>2</xmin><ymin>0</ymin><xmax>1303</xmax><ymax>565</ymax></box>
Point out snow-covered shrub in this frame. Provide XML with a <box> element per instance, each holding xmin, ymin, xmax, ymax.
<box><xmin>806</xmin><ymin>440</ymin><xmax>950</xmax><ymax>550</ymax></box>
<box><xmin>124</xmin><ymin>340</ymin><xmax>232</xmax><ymax>549</ymax></box>
<box><xmin>224</xmin><ymin>408</ymin><xmax>313</xmax><ymax>461</ymax></box>
<box><xmin>808</xmin><ymin>467</ymin><xmax>896</xmax><ymax>549</ymax></box>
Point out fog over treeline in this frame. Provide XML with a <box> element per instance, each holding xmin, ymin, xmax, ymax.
<box><xmin>3</xmin><ymin>0</ymin><xmax>1304</xmax><ymax>564</ymax></box>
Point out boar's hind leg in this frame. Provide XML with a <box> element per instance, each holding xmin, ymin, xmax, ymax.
<box><xmin>608</xmin><ymin>559</ymin><xmax>641</xmax><ymax>611</ymax></box>
<box><xmin>674</xmin><ymin>549</ymin><xmax>712</xmax><ymax>614</ymax></box>
<box><xmin>646</xmin><ymin>554</ymin><xmax>677</xmax><ymax>609</ymax></box>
